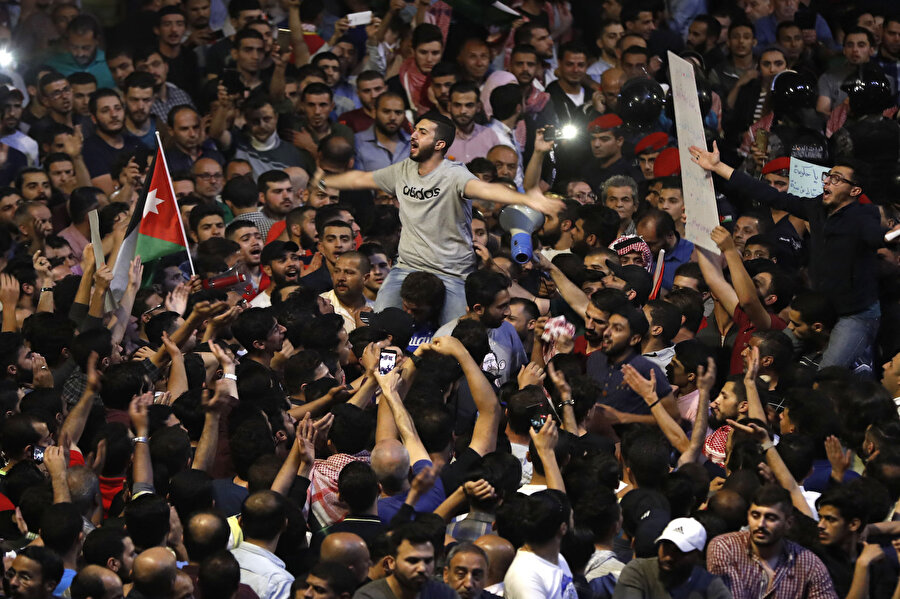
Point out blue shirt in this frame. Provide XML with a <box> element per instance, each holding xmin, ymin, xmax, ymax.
<box><xmin>586</xmin><ymin>351</ymin><xmax>672</xmax><ymax>415</ymax></box>
<box><xmin>377</xmin><ymin>459</ymin><xmax>446</xmax><ymax>524</ymax></box>
<box><xmin>53</xmin><ymin>568</ymin><xmax>76</xmax><ymax>597</ymax></box>
<box><xmin>754</xmin><ymin>13</ymin><xmax>836</xmax><ymax>50</ymax></box>
<box><xmin>354</xmin><ymin>126</ymin><xmax>410</xmax><ymax>172</ymax></box>
<box><xmin>44</xmin><ymin>49</ymin><xmax>115</xmax><ymax>89</ymax></box>
<box><xmin>661</xmin><ymin>236</ymin><xmax>694</xmax><ymax>291</ymax></box>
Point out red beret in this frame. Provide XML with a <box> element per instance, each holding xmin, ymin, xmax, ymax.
<box><xmin>761</xmin><ymin>156</ymin><xmax>791</xmax><ymax>175</ymax></box>
<box><xmin>588</xmin><ymin>113</ymin><xmax>623</xmax><ymax>132</ymax></box>
<box><xmin>653</xmin><ymin>147</ymin><xmax>681</xmax><ymax>178</ymax></box>
<box><xmin>635</xmin><ymin>132</ymin><xmax>669</xmax><ymax>154</ymax></box>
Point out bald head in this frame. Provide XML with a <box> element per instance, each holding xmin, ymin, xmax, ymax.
<box><xmin>320</xmin><ymin>532</ymin><xmax>371</xmax><ymax>583</ymax></box>
<box><xmin>132</xmin><ymin>547</ymin><xmax>176</xmax><ymax>599</ymax></box>
<box><xmin>370</xmin><ymin>439</ymin><xmax>410</xmax><ymax>495</ymax></box>
<box><xmin>67</xmin><ymin>466</ymin><xmax>100</xmax><ymax>515</ymax></box>
<box><xmin>184</xmin><ymin>511</ymin><xmax>229</xmax><ymax>563</ymax></box>
<box><xmin>71</xmin><ymin>565</ymin><xmax>123</xmax><ymax>599</ymax></box>
<box><xmin>474</xmin><ymin>534</ymin><xmax>515</xmax><ymax>586</ymax></box>
<box><xmin>191</xmin><ymin>157</ymin><xmax>221</xmax><ymax>175</ymax></box>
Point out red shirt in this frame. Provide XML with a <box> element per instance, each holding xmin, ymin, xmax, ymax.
<box><xmin>729</xmin><ymin>306</ymin><xmax>787</xmax><ymax>375</ymax></box>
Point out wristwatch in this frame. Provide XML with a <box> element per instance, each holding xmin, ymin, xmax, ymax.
<box><xmin>761</xmin><ymin>440</ymin><xmax>775</xmax><ymax>452</ymax></box>
<box><xmin>317</xmin><ymin>176</ymin><xmax>328</xmax><ymax>192</ymax></box>
<box><xmin>132</xmin><ymin>436</ymin><xmax>149</xmax><ymax>445</ymax></box>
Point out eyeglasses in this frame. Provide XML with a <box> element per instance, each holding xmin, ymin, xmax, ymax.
<box><xmin>46</xmin><ymin>85</ymin><xmax>71</xmax><ymax>99</ymax></box>
<box><xmin>821</xmin><ymin>171</ymin><xmax>857</xmax><ymax>186</ymax></box>
<box><xmin>194</xmin><ymin>172</ymin><xmax>223</xmax><ymax>181</ymax></box>
<box><xmin>570</xmin><ymin>191</ymin><xmax>597</xmax><ymax>201</ymax></box>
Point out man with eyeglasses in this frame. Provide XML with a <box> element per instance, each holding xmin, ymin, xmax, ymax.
<box><xmin>28</xmin><ymin>72</ymin><xmax>91</xmax><ymax>149</ymax></box>
<box><xmin>691</xmin><ymin>142</ymin><xmax>882</xmax><ymax>370</ymax></box>
<box><xmin>191</xmin><ymin>158</ymin><xmax>226</xmax><ymax>206</ymax></box>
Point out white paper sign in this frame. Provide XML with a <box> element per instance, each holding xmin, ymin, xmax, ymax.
<box><xmin>788</xmin><ymin>157</ymin><xmax>828</xmax><ymax>198</ymax></box>
<box><xmin>667</xmin><ymin>51</ymin><xmax>719</xmax><ymax>253</ymax></box>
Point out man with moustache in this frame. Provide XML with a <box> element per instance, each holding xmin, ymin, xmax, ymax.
<box><xmin>708</xmin><ymin>485</ymin><xmax>836</xmax><ymax>599</ymax></box>
<box><xmin>587</xmin><ymin>305</ymin><xmax>680</xmax><ymax>424</ymax></box>
<box><xmin>320</xmin><ymin>251</ymin><xmax>373</xmax><ymax>334</ymax></box>
<box><xmin>537</xmin><ymin>199</ymin><xmax>578</xmax><ymax>260</ymax></box>
<box><xmin>121</xmin><ymin>71</ymin><xmax>158</xmax><ymax>149</ymax></box>
<box><xmin>250</xmin><ymin>240</ymin><xmax>301</xmax><ymax>308</ymax></box>
<box><xmin>354</xmin><ymin>93</ymin><xmax>410</xmax><ymax>172</ymax></box>
<box><xmin>613</xmin><ymin>518</ymin><xmax>730</xmax><ymax>598</ymax></box>
<box><xmin>81</xmin><ymin>90</ymin><xmax>142</xmax><ymax>195</ymax></box>
<box><xmin>239</xmin><ymin>170</ymin><xmax>295</xmax><ymax>239</ymax></box>
<box><xmin>312</xmin><ymin>113</ymin><xmax>563</xmax><ymax>325</ymax></box>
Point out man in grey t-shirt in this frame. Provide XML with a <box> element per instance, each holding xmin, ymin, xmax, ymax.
<box><xmin>312</xmin><ymin>113</ymin><xmax>563</xmax><ymax>325</ymax></box>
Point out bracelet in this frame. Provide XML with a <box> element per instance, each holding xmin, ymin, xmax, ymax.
<box><xmin>761</xmin><ymin>440</ymin><xmax>775</xmax><ymax>452</ymax></box>
<box><xmin>647</xmin><ymin>398</ymin><xmax>661</xmax><ymax>409</ymax></box>
<box><xmin>317</xmin><ymin>177</ymin><xmax>328</xmax><ymax>192</ymax></box>
<box><xmin>222</xmin><ymin>373</ymin><xmax>237</xmax><ymax>381</ymax></box>
<box><xmin>40</xmin><ymin>287</ymin><xmax>54</xmax><ymax>293</ymax></box>
<box><xmin>132</xmin><ymin>436</ymin><xmax>149</xmax><ymax>445</ymax></box>
<box><xmin>559</xmin><ymin>399</ymin><xmax>575</xmax><ymax>407</ymax></box>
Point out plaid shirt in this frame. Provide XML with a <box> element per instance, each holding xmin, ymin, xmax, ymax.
<box><xmin>307</xmin><ymin>451</ymin><xmax>370</xmax><ymax>529</ymax></box>
<box><xmin>707</xmin><ymin>530</ymin><xmax>838</xmax><ymax>599</ymax></box>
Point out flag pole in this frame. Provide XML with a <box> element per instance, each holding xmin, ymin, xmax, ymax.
<box><xmin>155</xmin><ymin>131</ymin><xmax>195</xmax><ymax>276</ymax></box>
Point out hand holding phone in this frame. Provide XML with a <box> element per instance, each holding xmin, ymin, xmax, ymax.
<box><xmin>347</xmin><ymin>11</ymin><xmax>373</xmax><ymax>27</ymax></box>
<box><xmin>378</xmin><ymin>348</ymin><xmax>398</xmax><ymax>375</ymax></box>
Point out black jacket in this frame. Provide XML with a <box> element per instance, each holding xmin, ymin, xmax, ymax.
<box><xmin>722</xmin><ymin>171</ymin><xmax>882</xmax><ymax>315</ymax></box>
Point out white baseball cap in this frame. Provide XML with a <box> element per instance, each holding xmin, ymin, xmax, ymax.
<box><xmin>655</xmin><ymin>517</ymin><xmax>706</xmax><ymax>553</ymax></box>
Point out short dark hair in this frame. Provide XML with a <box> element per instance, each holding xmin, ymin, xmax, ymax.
<box><xmin>611</xmin><ymin>304</ymin><xmax>649</xmax><ymax>342</ymax></box>
<box><xmin>791</xmin><ymin>290</ymin><xmax>837</xmax><ymax>330</ymax></box>
<box><xmin>240</xmin><ymin>490</ymin><xmax>287</xmax><ymax>541</ymax></box>
<box><xmin>664</xmin><ymin>287</ymin><xmax>704</xmax><ymax>333</ymax></box>
<box><xmin>257</xmin><ymin>169</ymin><xmax>290</xmax><ymax>194</ymax></box>
<box><xmin>188</xmin><ymin>202</ymin><xmax>225</xmax><ymax>233</ymax></box>
<box><xmin>844</xmin><ymin>25</ymin><xmax>875</xmax><ymax>46</ymax></box>
<box><xmin>82</xmin><ymin>526</ymin><xmax>126</xmax><ymax>567</ymax></box>
<box><xmin>124</xmin><ymin>493</ymin><xmax>171</xmax><ymax>550</ymax></box>
<box><xmin>645</xmin><ymin>299</ymin><xmax>681</xmax><ymax>345</ymax></box>
<box><xmin>222</xmin><ymin>176</ymin><xmax>258</xmax><ymax>209</ymax></box>
<box><xmin>198</xmin><ymin>551</ymin><xmax>241</xmax><ymax>599</ymax></box>
<box><xmin>693</xmin><ymin>14</ymin><xmax>722</xmax><ymax>40</ymax></box>
<box><xmin>338</xmin><ymin>461</ymin><xmax>379</xmax><ymax>514</ymax></box>
<box><xmin>233</xmin><ymin>27</ymin><xmax>264</xmax><ymax>50</ymax></box>
<box><xmin>87</xmin><ymin>88</ymin><xmax>121</xmax><ymax>116</ymax></box>
<box><xmin>388</xmin><ymin>521</ymin><xmax>435</xmax><ymax>555</ymax></box>
<box><xmin>302</xmin><ymin>81</ymin><xmax>333</xmax><ymax>100</ymax></box>
<box><xmin>464</xmin><ymin>269</ymin><xmax>509</xmax><ymax>310</ymax></box>
<box><xmin>522</xmin><ymin>490</ymin><xmax>571</xmax><ymax>545</ymax></box>
<box><xmin>68</xmin><ymin>72</ymin><xmax>97</xmax><ymax>87</ymax></box>
<box><xmin>490</xmin><ymin>83</ymin><xmax>522</xmax><ymax>121</ymax></box>
<box><xmin>122</xmin><ymin>70</ymin><xmax>156</xmax><ymax>94</ymax></box>
<box><xmin>420</xmin><ymin>111</ymin><xmax>455</xmax><ymax>154</ymax></box>
<box><xmin>412</xmin><ymin>23</ymin><xmax>442</xmax><ymax>48</ymax></box>
<box><xmin>40</xmin><ymin>502</ymin><xmax>82</xmax><ymax>555</ymax></box>
<box><xmin>558</xmin><ymin>41</ymin><xmax>588</xmax><ymax>61</ymax></box>
<box><xmin>752</xmin><ymin>483</ymin><xmax>793</xmax><ymax>513</ymax></box>
<box><xmin>67</xmin><ymin>186</ymin><xmax>103</xmax><ymax>224</ymax></box>
<box><xmin>673</xmin><ymin>339</ymin><xmax>713</xmax><ymax>377</ymax></box>
<box><xmin>17</xmin><ymin>545</ymin><xmax>63</xmax><ymax>587</ymax></box>
<box><xmin>67</xmin><ymin>14</ymin><xmax>102</xmax><ymax>39</ymax></box>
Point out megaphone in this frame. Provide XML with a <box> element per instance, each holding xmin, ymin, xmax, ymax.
<box><xmin>499</xmin><ymin>205</ymin><xmax>545</xmax><ymax>264</ymax></box>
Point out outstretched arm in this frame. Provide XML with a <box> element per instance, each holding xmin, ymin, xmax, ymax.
<box><xmin>312</xmin><ymin>168</ymin><xmax>378</xmax><ymax>191</ymax></box>
<box><xmin>712</xmin><ymin>227</ymin><xmax>773</xmax><ymax>331</ymax></box>
<box><xmin>465</xmin><ymin>179</ymin><xmax>565</xmax><ymax>216</ymax></box>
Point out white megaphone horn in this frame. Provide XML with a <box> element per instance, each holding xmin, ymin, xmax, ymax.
<box><xmin>499</xmin><ymin>205</ymin><xmax>545</xmax><ymax>264</ymax></box>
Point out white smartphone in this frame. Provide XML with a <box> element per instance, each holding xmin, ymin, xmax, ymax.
<box><xmin>347</xmin><ymin>10</ymin><xmax>373</xmax><ymax>27</ymax></box>
<box><xmin>378</xmin><ymin>348</ymin><xmax>397</xmax><ymax>375</ymax></box>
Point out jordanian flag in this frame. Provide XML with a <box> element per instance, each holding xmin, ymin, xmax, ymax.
<box><xmin>110</xmin><ymin>142</ymin><xmax>191</xmax><ymax>301</ymax></box>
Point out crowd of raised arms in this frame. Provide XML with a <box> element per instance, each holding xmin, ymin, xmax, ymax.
<box><xmin>1</xmin><ymin>0</ymin><xmax>900</xmax><ymax>598</ymax></box>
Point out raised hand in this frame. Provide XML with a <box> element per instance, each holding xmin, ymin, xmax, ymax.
<box><xmin>517</xmin><ymin>362</ymin><xmax>546</xmax><ymax>389</ymax></box>
<box><xmin>622</xmin><ymin>364</ymin><xmax>657</xmax><ymax>402</ymax></box>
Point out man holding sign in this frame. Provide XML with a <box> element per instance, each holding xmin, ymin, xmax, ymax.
<box><xmin>689</xmin><ymin>142</ymin><xmax>882</xmax><ymax>370</ymax></box>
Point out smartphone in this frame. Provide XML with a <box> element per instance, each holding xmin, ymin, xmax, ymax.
<box><xmin>32</xmin><ymin>446</ymin><xmax>45</xmax><ymax>464</ymax></box>
<box><xmin>378</xmin><ymin>348</ymin><xmax>398</xmax><ymax>375</ymax></box>
<box><xmin>754</xmin><ymin>129</ymin><xmax>769</xmax><ymax>153</ymax></box>
<box><xmin>530</xmin><ymin>413</ymin><xmax>548</xmax><ymax>431</ymax></box>
<box><xmin>347</xmin><ymin>10</ymin><xmax>373</xmax><ymax>27</ymax></box>
<box><xmin>222</xmin><ymin>69</ymin><xmax>244</xmax><ymax>95</ymax></box>
<box><xmin>276</xmin><ymin>27</ymin><xmax>292</xmax><ymax>51</ymax></box>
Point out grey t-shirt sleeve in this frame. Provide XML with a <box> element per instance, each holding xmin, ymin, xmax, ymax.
<box><xmin>449</xmin><ymin>163</ymin><xmax>477</xmax><ymax>199</ymax></box>
<box><xmin>371</xmin><ymin>161</ymin><xmax>405</xmax><ymax>194</ymax></box>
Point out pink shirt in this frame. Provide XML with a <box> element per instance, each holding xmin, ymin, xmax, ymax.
<box><xmin>447</xmin><ymin>123</ymin><xmax>502</xmax><ymax>165</ymax></box>
<box><xmin>58</xmin><ymin>224</ymin><xmax>89</xmax><ymax>261</ymax></box>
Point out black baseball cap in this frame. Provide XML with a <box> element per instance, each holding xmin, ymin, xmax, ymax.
<box><xmin>605</xmin><ymin>259</ymin><xmax>653</xmax><ymax>305</ymax></box>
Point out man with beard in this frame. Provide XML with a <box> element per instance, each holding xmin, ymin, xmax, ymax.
<box><xmin>45</xmin><ymin>15</ymin><xmax>115</xmax><ymax>88</ymax></box>
<box><xmin>29</xmin><ymin>73</ymin><xmax>90</xmax><ymax>151</ymax></box>
<box><xmin>312</xmin><ymin>113</ymin><xmax>563</xmax><ymax>325</ymax></box>
<box><xmin>339</xmin><ymin>71</ymin><xmax>388</xmax><ymax>133</ymax></box>
<box><xmin>287</xmin><ymin>82</ymin><xmax>354</xmax><ymax>162</ymax></box>
<box><xmin>225</xmin><ymin>220</ymin><xmax>263</xmax><ymax>297</ymax></box>
<box><xmin>15</xmin><ymin>201</ymin><xmax>54</xmax><ymax>256</ymax></box>
<box><xmin>5</xmin><ymin>545</ymin><xmax>63</xmax><ymax>599</ymax></box>
<box><xmin>17</xmin><ymin>168</ymin><xmax>52</xmax><ymax>204</ymax></box>
<box><xmin>250</xmin><ymin>241</ymin><xmax>301</xmax><ymax>309</ymax></box>
<box><xmin>614</xmin><ymin>518</ymin><xmax>730</xmax><ymax>598</ymax></box>
<box><xmin>354</xmin><ymin>93</ymin><xmax>410</xmax><ymax>172</ymax></box>
<box><xmin>354</xmin><ymin>522</ymin><xmax>457</xmax><ymax>599</ymax></box>
<box><xmin>320</xmin><ymin>252</ymin><xmax>373</xmax><ymax>334</ymax></box>
<box><xmin>571</xmin><ymin>204</ymin><xmax>620</xmax><ymax>258</ymax></box>
<box><xmin>236</xmin><ymin>170</ymin><xmax>294</xmax><ymax>240</ymax></box>
<box><xmin>708</xmin><ymin>485</ymin><xmax>836</xmax><ymax>598</ymax></box>
<box><xmin>587</xmin><ymin>305</ymin><xmax>679</xmax><ymax>425</ymax></box>
<box><xmin>447</xmin><ymin>81</ymin><xmax>501</xmax><ymax>164</ymax></box>
<box><xmin>82</xmin><ymin>527</ymin><xmax>137</xmax><ymax>584</ymax></box>
<box><xmin>122</xmin><ymin>71</ymin><xmax>157</xmax><ymax>149</ymax></box>
<box><xmin>433</xmin><ymin>269</ymin><xmax>526</xmax><ymax>387</ymax></box>
<box><xmin>285</xmin><ymin>206</ymin><xmax>317</xmax><ymax>256</ymax></box>
<box><xmin>588</xmin><ymin>19</ymin><xmax>625</xmax><ymax>82</ymax></box>
<box><xmin>537</xmin><ymin>199</ymin><xmax>578</xmax><ymax>260</ymax></box>
<box><xmin>513</xmin><ymin>23</ymin><xmax>557</xmax><ymax>88</ymax></box>
<box><xmin>0</xmin><ymin>88</ymin><xmax>38</xmax><ymax>166</ymax></box>
<box><xmin>188</xmin><ymin>202</ymin><xmax>226</xmax><ymax>245</ymax></box>
<box><xmin>82</xmin><ymin>90</ymin><xmax>141</xmax><ymax>195</ymax></box>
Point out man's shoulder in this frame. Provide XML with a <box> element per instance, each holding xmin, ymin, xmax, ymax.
<box><xmin>708</xmin><ymin>530</ymin><xmax>749</xmax><ymax>552</ymax></box>
<box><xmin>353</xmin><ymin>577</ymin><xmax>392</xmax><ymax>598</ymax></box>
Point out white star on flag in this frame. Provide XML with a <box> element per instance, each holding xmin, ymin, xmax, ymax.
<box><xmin>142</xmin><ymin>188</ymin><xmax>163</xmax><ymax>218</ymax></box>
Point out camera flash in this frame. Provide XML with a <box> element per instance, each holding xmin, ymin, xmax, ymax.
<box><xmin>559</xmin><ymin>124</ymin><xmax>578</xmax><ymax>140</ymax></box>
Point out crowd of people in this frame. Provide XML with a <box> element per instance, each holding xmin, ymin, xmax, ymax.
<box><xmin>0</xmin><ymin>0</ymin><xmax>899</xmax><ymax>598</ymax></box>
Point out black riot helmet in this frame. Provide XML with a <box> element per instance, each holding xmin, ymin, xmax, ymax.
<box><xmin>841</xmin><ymin>63</ymin><xmax>894</xmax><ymax>116</ymax></box>
<box><xmin>617</xmin><ymin>77</ymin><xmax>665</xmax><ymax>129</ymax></box>
<box><xmin>770</xmin><ymin>70</ymin><xmax>816</xmax><ymax>116</ymax></box>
